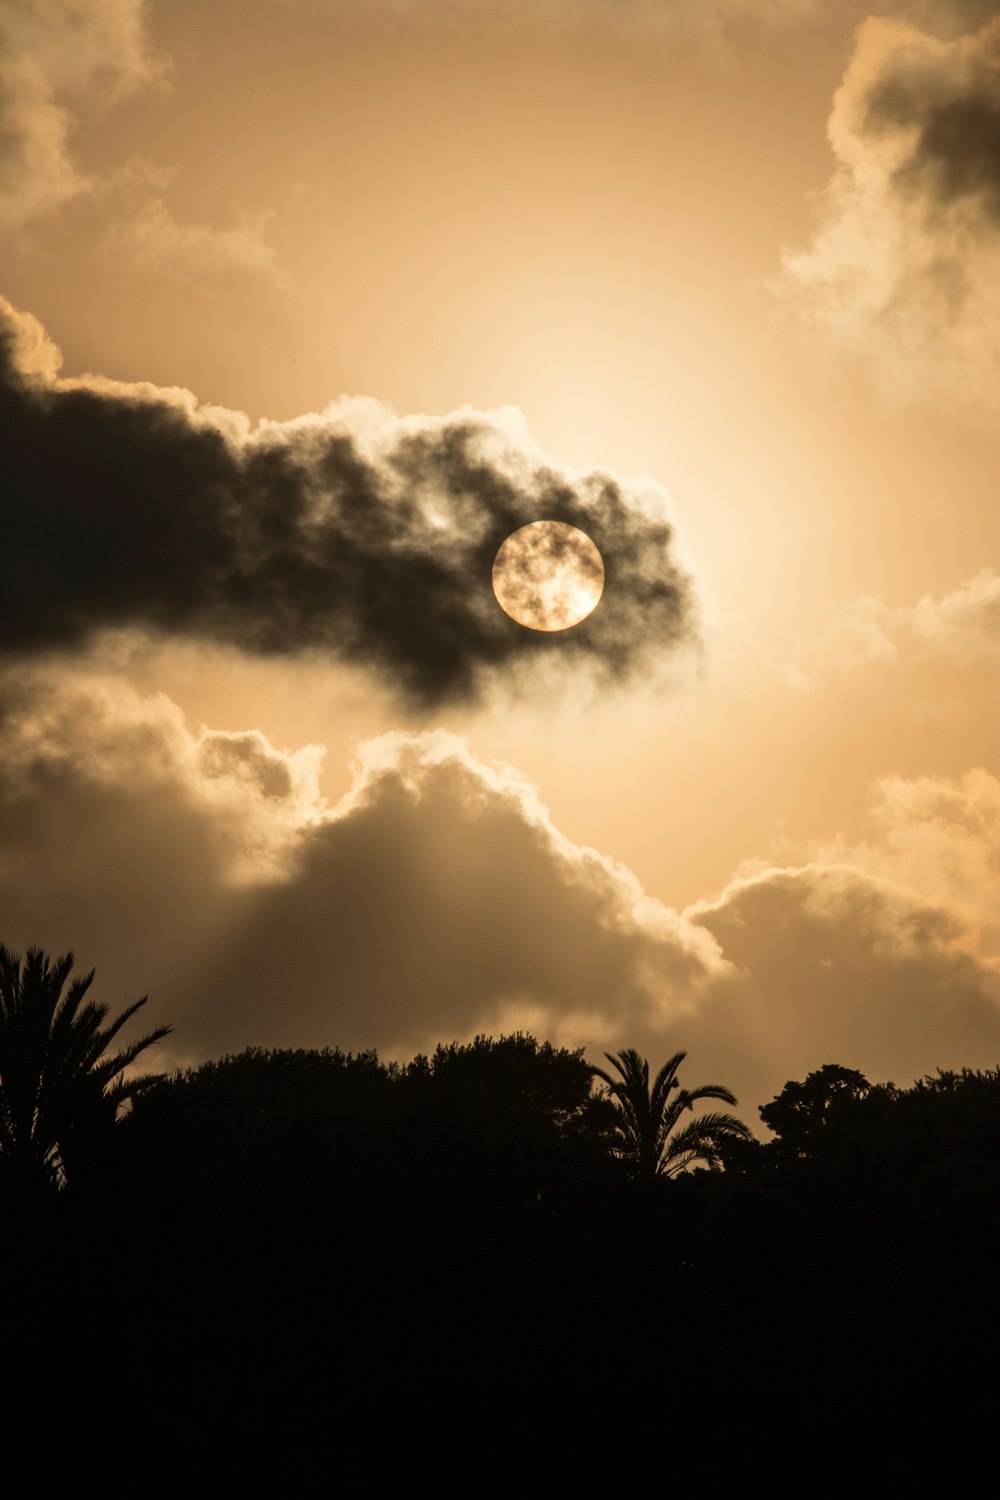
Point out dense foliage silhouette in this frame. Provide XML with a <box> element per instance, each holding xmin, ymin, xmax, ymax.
<box><xmin>0</xmin><ymin>944</ymin><xmax>170</xmax><ymax>1199</ymax></box>
<box><xmin>758</xmin><ymin>1062</ymin><xmax>871</xmax><ymax>1159</ymax></box>
<box><xmin>6</xmin><ymin>941</ymin><xmax>999</xmax><ymax>1431</ymax></box>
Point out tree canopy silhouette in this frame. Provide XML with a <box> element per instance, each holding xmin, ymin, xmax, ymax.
<box><xmin>759</xmin><ymin>1063</ymin><xmax>871</xmax><ymax>1159</ymax></box>
<box><xmin>591</xmin><ymin>1048</ymin><xmax>750</xmax><ymax>1180</ymax></box>
<box><xmin>0</xmin><ymin>944</ymin><xmax>171</xmax><ymax>1198</ymax></box>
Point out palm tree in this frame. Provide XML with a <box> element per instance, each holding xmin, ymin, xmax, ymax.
<box><xmin>0</xmin><ymin>944</ymin><xmax>172</xmax><ymax>1197</ymax></box>
<box><xmin>591</xmin><ymin>1048</ymin><xmax>751</xmax><ymax>1181</ymax></box>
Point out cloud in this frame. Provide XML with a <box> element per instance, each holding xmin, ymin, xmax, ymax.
<box><xmin>0</xmin><ymin>666</ymin><xmax>723</xmax><ymax>1064</ymax></box>
<box><xmin>782</xmin><ymin>569</ymin><xmax>1000</xmax><ymax>688</ymax></box>
<box><xmin>689</xmin><ymin>860</ymin><xmax>1000</xmax><ymax>1111</ymax></box>
<box><xmin>1</xmin><ymin>665</ymin><xmax>997</xmax><ymax>1113</ymax></box>
<box><xmin>268</xmin><ymin>0</ymin><xmax>823</xmax><ymax>42</ymax></box>
<box><xmin>909</xmin><ymin>568</ymin><xmax>1000</xmax><ymax>656</ymax></box>
<box><xmin>0</xmin><ymin>296</ymin><xmax>701</xmax><ymax>708</ymax></box>
<box><xmin>0</xmin><ymin>2</ymin><xmax>285</xmax><ymax>283</ymax></box>
<box><xmin>805</xmin><ymin>768</ymin><xmax>1000</xmax><ymax>951</ymax></box>
<box><xmin>0</xmin><ymin>0</ymin><xmax>163</xmax><ymax>231</ymax></box>
<box><xmin>103</xmin><ymin>197</ymin><xmax>289</xmax><ymax>287</ymax></box>
<box><xmin>194</xmin><ymin>727</ymin><xmax>723</xmax><ymax>1058</ymax></box>
<box><xmin>781</xmin><ymin>15</ymin><xmax>1000</xmax><ymax>409</ymax></box>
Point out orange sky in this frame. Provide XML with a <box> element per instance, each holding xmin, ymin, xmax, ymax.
<box><xmin>1</xmin><ymin>0</ymin><xmax>998</xmax><ymax>1117</ymax></box>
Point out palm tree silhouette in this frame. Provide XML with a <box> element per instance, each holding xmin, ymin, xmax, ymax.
<box><xmin>592</xmin><ymin>1048</ymin><xmax>750</xmax><ymax>1180</ymax></box>
<box><xmin>0</xmin><ymin>945</ymin><xmax>171</xmax><ymax>1197</ymax></box>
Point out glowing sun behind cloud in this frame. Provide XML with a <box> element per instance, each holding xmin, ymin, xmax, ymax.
<box><xmin>492</xmin><ymin>521</ymin><xmax>605</xmax><ymax>632</ymax></box>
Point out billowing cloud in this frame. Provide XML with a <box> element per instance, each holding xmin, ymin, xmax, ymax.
<box><xmin>781</xmin><ymin>15</ymin><xmax>1000</xmax><ymax>409</ymax></box>
<box><xmin>194</xmin><ymin>727</ymin><xmax>723</xmax><ymax>1058</ymax></box>
<box><xmin>1</xmin><ymin>665</ymin><xmax>997</xmax><ymax>1115</ymax></box>
<box><xmin>689</xmin><ymin>860</ymin><xmax>1000</xmax><ymax>1111</ymax></box>
<box><xmin>782</xmin><ymin>569</ymin><xmax>1000</xmax><ymax>689</ymax></box>
<box><xmin>0</xmin><ymin>666</ymin><xmax>723</xmax><ymax>1065</ymax></box>
<box><xmin>0</xmin><ymin>297</ymin><xmax>701</xmax><ymax>708</ymax></box>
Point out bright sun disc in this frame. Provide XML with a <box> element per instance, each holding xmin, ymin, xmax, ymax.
<box><xmin>492</xmin><ymin>521</ymin><xmax>605</xmax><ymax>631</ymax></box>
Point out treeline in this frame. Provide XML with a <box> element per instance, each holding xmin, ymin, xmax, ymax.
<box><xmin>4</xmin><ymin>944</ymin><xmax>999</xmax><ymax>1428</ymax></box>
<box><xmin>18</xmin><ymin>1038</ymin><xmax>1000</xmax><ymax>1387</ymax></box>
<box><xmin>134</xmin><ymin>1046</ymin><xmax>1000</xmax><ymax>1412</ymax></box>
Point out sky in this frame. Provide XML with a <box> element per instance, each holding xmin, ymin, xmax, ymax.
<box><xmin>2</xmin><ymin>0</ymin><xmax>999</xmax><ymax>1121</ymax></box>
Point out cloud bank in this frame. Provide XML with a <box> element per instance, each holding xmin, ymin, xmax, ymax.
<box><xmin>2</xmin><ymin>666</ymin><xmax>997</xmax><ymax>1113</ymax></box>
<box><xmin>782</xmin><ymin>14</ymin><xmax>1000</xmax><ymax>409</ymax></box>
<box><xmin>0</xmin><ymin>297</ymin><xmax>700</xmax><ymax>707</ymax></box>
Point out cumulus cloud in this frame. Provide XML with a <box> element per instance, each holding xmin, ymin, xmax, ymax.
<box><xmin>195</xmin><ymin>727</ymin><xmax>723</xmax><ymax>1058</ymax></box>
<box><xmin>781</xmin><ymin>14</ymin><xmax>1000</xmax><ymax>409</ymax></box>
<box><xmin>689</xmin><ymin>860</ymin><xmax>1000</xmax><ymax>1110</ymax></box>
<box><xmin>0</xmin><ymin>667</ymin><xmax>723</xmax><ymax>1064</ymax></box>
<box><xmin>1</xmin><ymin>665</ymin><xmax>997</xmax><ymax>1112</ymax></box>
<box><xmin>782</xmin><ymin>569</ymin><xmax>1000</xmax><ymax>688</ymax></box>
<box><xmin>0</xmin><ymin>296</ymin><xmax>701</xmax><ymax>708</ymax></box>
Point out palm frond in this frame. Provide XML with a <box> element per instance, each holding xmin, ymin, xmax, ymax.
<box><xmin>592</xmin><ymin>1047</ymin><xmax>746</xmax><ymax>1181</ymax></box>
<box><xmin>0</xmin><ymin>946</ymin><xmax>171</xmax><ymax>1193</ymax></box>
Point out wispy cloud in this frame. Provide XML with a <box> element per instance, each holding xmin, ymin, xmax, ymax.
<box><xmin>103</xmin><ymin>197</ymin><xmax>289</xmax><ymax>286</ymax></box>
<box><xmin>781</xmin><ymin>570</ymin><xmax>1000</xmax><ymax>690</ymax></box>
<box><xmin>0</xmin><ymin>0</ymin><xmax>163</xmax><ymax>230</ymax></box>
<box><xmin>0</xmin><ymin>1</ymin><xmax>286</xmax><ymax>284</ymax></box>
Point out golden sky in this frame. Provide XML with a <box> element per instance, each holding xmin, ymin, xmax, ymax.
<box><xmin>2</xmin><ymin>0</ymin><xmax>998</xmax><ymax>1117</ymax></box>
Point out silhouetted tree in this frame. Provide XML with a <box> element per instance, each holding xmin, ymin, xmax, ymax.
<box><xmin>592</xmin><ymin>1048</ymin><xmax>750</xmax><ymax>1180</ymax></box>
<box><xmin>759</xmin><ymin>1064</ymin><xmax>871</xmax><ymax>1159</ymax></box>
<box><xmin>401</xmin><ymin>1033</ymin><xmax>615</xmax><ymax>1204</ymax></box>
<box><xmin>0</xmin><ymin>945</ymin><xmax>171</xmax><ymax>1198</ymax></box>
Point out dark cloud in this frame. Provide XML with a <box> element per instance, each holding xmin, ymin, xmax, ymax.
<box><xmin>865</xmin><ymin>24</ymin><xmax>1000</xmax><ymax>215</ymax></box>
<box><xmin>197</xmin><ymin>731</ymin><xmax>295</xmax><ymax>800</ymax></box>
<box><xmin>0</xmin><ymin>298</ymin><xmax>699</xmax><ymax>708</ymax></box>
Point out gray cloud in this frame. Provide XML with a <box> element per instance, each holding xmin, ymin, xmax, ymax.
<box><xmin>781</xmin><ymin>15</ymin><xmax>1000</xmax><ymax>409</ymax></box>
<box><xmin>0</xmin><ymin>297</ymin><xmax>701</xmax><ymax>708</ymax></box>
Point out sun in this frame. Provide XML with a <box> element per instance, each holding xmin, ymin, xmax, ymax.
<box><xmin>492</xmin><ymin>521</ymin><xmax>605</xmax><ymax>632</ymax></box>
